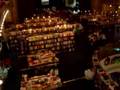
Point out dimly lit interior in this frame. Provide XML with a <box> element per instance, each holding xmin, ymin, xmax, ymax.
<box><xmin>0</xmin><ymin>0</ymin><xmax>120</xmax><ymax>90</ymax></box>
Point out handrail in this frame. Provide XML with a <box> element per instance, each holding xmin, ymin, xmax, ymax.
<box><xmin>0</xmin><ymin>0</ymin><xmax>10</xmax><ymax>36</ymax></box>
<box><xmin>0</xmin><ymin>9</ymin><xmax>10</xmax><ymax>36</ymax></box>
<box><xmin>0</xmin><ymin>9</ymin><xmax>9</xmax><ymax>29</ymax></box>
<box><xmin>0</xmin><ymin>8</ymin><xmax>10</xmax><ymax>51</ymax></box>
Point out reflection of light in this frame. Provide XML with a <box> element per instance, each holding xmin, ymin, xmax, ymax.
<box><xmin>84</xmin><ymin>69</ymin><xmax>95</xmax><ymax>80</ymax></box>
<box><xmin>49</xmin><ymin>20</ymin><xmax>51</xmax><ymax>23</ymax></box>
<box><xmin>89</xmin><ymin>13</ymin><xmax>92</xmax><ymax>15</ymax></box>
<box><xmin>65</xmin><ymin>0</ymin><xmax>77</xmax><ymax>8</ymax></box>
<box><xmin>118</xmin><ymin>6</ymin><xmax>120</xmax><ymax>9</ymax></box>
<box><xmin>0</xmin><ymin>9</ymin><xmax>9</xmax><ymax>30</ymax></box>
<box><xmin>28</xmin><ymin>29</ymin><xmax>32</xmax><ymax>33</ymax></box>
<box><xmin>109</xmin><ymin>4</ymin><xmax>112</xmax><ymax>7</ymax></box>
<box><xmin>0</xmin><ymin>80</ymin><xmax>3</xmax><ymax>85</ymax></box>
<box><xmin>37</xmin><ymin>16</ymin><xmax>39</xmax><ymax>19</ymax></box>
<box><xmin>115</xmin><ymin>11</ymin><xmax>118</xmax><ymax>13</ymax></box>
<box><xmin>77</xmin><ymin>9</ymin><xmax>80</xmax><ymax>13</ymax></box>
<box><xmin>72</xmin><ymin>9</ymin><xmax>80</xmax><ymax>14</ymax></box>
<box><xmin>85</xmin><ymin>10</ymin><xmax>87</xmax><ymax>13</ymax></box>
<box><xmin>48</xmin><ymin>16</ymin><xmax>51</xmax><ymax>18</ymax></box>
<box><xmin>73</xmin><ymin>10</ymin><xmax>78</xmax><ymax>14</ymax></box>
<box><xmin>0</xmin><ymin>33</ymin><xmax>2</xmax><ymax>37</ymax></box>
<box><xmin>25</xmin><ymin>18</ymin><xmax>28</xmax><ymax>20</ymax></box>
<box><xmin>41</xmin><ymin>0</ymin><xmax>49</xmax><ymax>5</ymax></box>
<box><xmin>114</xmin><ymin>48</ymin><xmax>120</xmax><ymax>51</ymax></box>
<box><xmin>92</xmin><ymin>18</ymin><xmax>97</xmax><ymax>21</ymax></box>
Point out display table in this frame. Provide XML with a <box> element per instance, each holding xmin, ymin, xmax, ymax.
<box><xmin>20</xmin><ymin>50</ymin><xmax>62</xmax><ymax>90</ymax></box>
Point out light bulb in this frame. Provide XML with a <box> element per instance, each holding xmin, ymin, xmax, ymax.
<box><xmin>0</xmin><ymin>80</ymin><xmax>3</xmax><ymax>85</ymax></box>
<box><xmin>109</xmin><ymin>5</ymin><xmax>112</xmax><ymax>7</ymax></box>
<box><xmin>118</xmin><ymin>6</ymin><xmax>120</xmax><ymax>9</ymax></box>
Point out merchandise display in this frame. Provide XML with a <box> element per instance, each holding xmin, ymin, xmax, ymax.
<box><xmin>27</xmin><ymin>50</ymin><xmax>58</xmax><ymax>67</ymax></box>
<box><xmin>7</xmin><ymin>16</ymin><xmax>80</xmax><ymax>55</ymax></box>
<box><xmin>95</xmin><ymin>65</ymin><xmax>119</xmax><ymax>90</ymax></box>
<box><xmin>2</xmin><ymin>0</ymin><xmax>120</xmax><ymax>89</ymax></box>
<box><xmin>20</xmin><ymin>50</ymin><xmax>61</xmax><ymax>90</ymax></box>
<box><xmin>21</xmin><ymin>69</ymin><xmax>61</xmax><ymax>90</ymax></box>
<box><xmin>3</xmin><ymin>13</ymin><xmax>82</xmax><ymax>90</ymax></box>
<box><xmin>92</xmin><ymin>50</ymin><xmax>120</xmax><ymax>89</ymax></box>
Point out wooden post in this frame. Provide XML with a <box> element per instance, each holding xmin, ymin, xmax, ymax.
<box><xmin>91</xmin><ymin>0</ymin><xmax>103</xmax><ymax>13</ymax></box>
<box><xmin>10</xmin><ymin>0</ymin><xmax>18</xmax><ymax>23</ymax></box>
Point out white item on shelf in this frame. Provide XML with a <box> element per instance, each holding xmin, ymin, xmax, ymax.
<box><xmin>84</xmin><ymin>69</ymin><xmax>95</xmax><ymax>80</ymax></box>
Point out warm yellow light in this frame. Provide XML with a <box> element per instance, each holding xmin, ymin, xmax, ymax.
<box><xmin>115</xmin><ymin>11</ymin><xmax>118</xmax><ymax>13</ymax></box>
<box><xmin>48</xmin><ymin>16</ymin><xmax>51</xmax><ymax>18</ymax></box>
<box><xmin>0</xmin><ymin>33</ymin><xmax>2</xmax><ymax>37</ymax></box>
<box><xmin>0</xmin><ymin>80</ymin><xmax>3</xmax><ymax>85</ymax></box>
<box><xmin>85</xmin><ymin>10</ymin><xmax>87</xmax><ymax>13</ymax></box>
<box><xmin>37</xmin><ymin>16</ymin><xmax>40</xmax><ymax>19</ymax></box>
<box><xmin>43</xmin><ymin>16</ymin><xmax>45</xmax><ymax>19</ymax></box>
<box><xmin>49</xmin><ymin>20</ymin><xmax>52</xmax><ymax>23</ymax></box>
<box><xmin>118</xmin><ymin>6</ymin><xmax>120</xmax><ymax>9</ymax></box>
<box><xmin>109</xmin><ymin>5</ymin><xmax>112</xmax><ymax>7</ymax></box>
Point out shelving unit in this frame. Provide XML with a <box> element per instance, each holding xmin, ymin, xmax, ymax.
<box><xmin>5</xmin><ymin>15</ymin><xmax>81</xmax><ymax>90</ymax></box>
<box><xmin>20</xmin><ymin>50</ymin><xmax>62</xmax><ymax>90</ymax></box>
<box><xmin>7</xmin><ymin>16</ymin><xmax>79</xmax><ymax>55</ymax></box>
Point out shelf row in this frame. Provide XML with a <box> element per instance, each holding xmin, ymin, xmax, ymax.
<box><xmin>20</xmin><ymin>68</ymin><xmax>61</xmax><ymax>90</ymax></box>
<box><xmin>8</xmin><ymin>33</ymin><xmax>75</xmax><ymax>55</ymax></box>
<box><xmin>19</xmin><ymin>50</ymin><xmax>59</xmax><ymax>70</ymax></box>
<box><xmin>20</xmin><ymin>50</ymin><xmax>62</xmax><ymax>90</ymax></box>
<box><xmin>8</xmin><ymin>25</ymin><xmax>76</xmax><ymax>38</ymax></box>
<box><xmin>18</xmin><ymin>16</ymin><xmax>66</xmax><ymax>29</ymax></box>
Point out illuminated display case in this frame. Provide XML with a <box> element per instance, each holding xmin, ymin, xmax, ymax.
<box><xmin>5</xmin><ymin>15</ymin><xmax>80</xmax><ymax>90</ymax></box>
<box><xmin>7</xmin><ymin>16</ymin><xmax>79</xmax><ymax>55</ymax></box>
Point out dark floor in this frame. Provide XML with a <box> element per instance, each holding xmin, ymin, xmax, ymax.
<box><xmin>58</xmin><ymin>79</ymin><xmax>95</xmax><ymax>90</ymax></box>
<box><xmin>56</xmin><ymin>49</ymin><xmax>95</xmax><ymax>90</ymax></box>
<box><xmin>57</xmin><ymin>51</ymin><xmax>92</xmax><ymax>81</ymax></box>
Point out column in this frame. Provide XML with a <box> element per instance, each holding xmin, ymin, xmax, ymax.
<box><xmin>11</xmin><ymin>0</ymin><xmax>18</xmax><ymax>23</ymax></box>
<box><xmin>91</xmin><ymin>0</ymin><xmax>103</xmax><ymax>12</ymax></box>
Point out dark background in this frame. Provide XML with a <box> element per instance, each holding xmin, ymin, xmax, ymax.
<box><xmin>16</xmin><ymin>0</ymin><xmax>91</xmax><ymax>22</ymax></box>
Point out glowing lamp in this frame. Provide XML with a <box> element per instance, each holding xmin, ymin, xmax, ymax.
<box><xmin>0</xmin><ymin>80</ymin><xmax>3</xmax><ymax>85</ymax></box>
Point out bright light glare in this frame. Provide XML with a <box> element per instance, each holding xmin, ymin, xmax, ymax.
<box><xmin>77</xmin><ymin>9</ymin><xmax>80</xmax><ymax>13</ymax></box>
<box><xmin>109</xmin><ymin>4</ymin><xmax>112</xmax><ymax>7</ymax></box>
<box><xmin>41</xmin><ymin>0</ymin><xmax>49</xmax><ymax>5</ymax></box>
<box><xmin>0</xmin><ymin>33</ymin><xmax>2</xmax><ymax>37</ymax></box>
<box><xmin>0</xmin><ymin>80</ymin><xmax>3</xmax><ymax>85</ymax></box>
<box><xmin>0</xmin><ymin>9</ymin><xmax>9</xmax><ymax>30</ymax></box>
<box><xmin>118</xmin><ymin>6</ymin><xmax>120</xmax><ymax>9</ymax></box>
